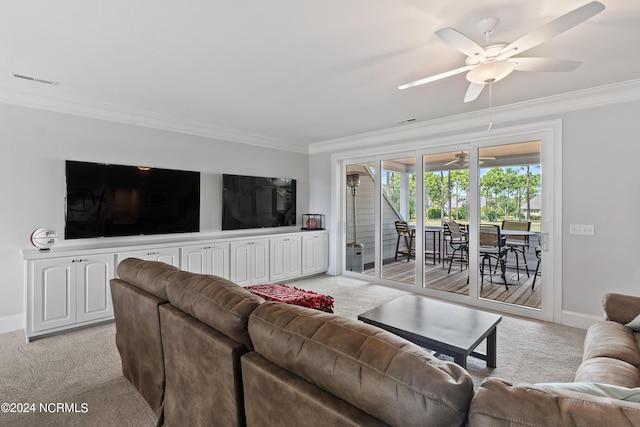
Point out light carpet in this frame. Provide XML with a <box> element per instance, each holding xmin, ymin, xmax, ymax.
<box><xmin>0</xmin><ymin>274</ymin><xmax>585</xmax><ymax>426</ymax></box>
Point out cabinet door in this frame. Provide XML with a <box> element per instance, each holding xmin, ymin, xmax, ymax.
<box><xmin>270</xmin><ymin>238</ymin><xmax>289</xmax><ymax>282</ymax></box>
<box><xmin>152</xmin><ymin>249</ymin><xmax>180</xmax><ymax>266</ymax></box>
<box><xmin>302</xmin><ymin>235</ymin><xmax>317</xmax><ymax>275</ymax></box>
<box><xmin>76</xmin><ymin>254</ymin><xmax>114</xmax><ymax>323</ymax></box>
<box><xmin>182</xmin><ymin>246</ymin><xmax>209</xmax><ymax>274</ymax></box>
<box><xmin>230</xmin><ymin>242</ymin><xmax>252</xmax><ymax>286</ymax></box>
<box><xmin>31</xmin><ymin>259</ymin><xmax>76</xmax><ymax>332</ymax></box>
<box><xmin>286</xmin><ymin>237</ymin><xmax>302</xmax><ymax>278</ymax></box>
<box><xmin>302</xmin><ymin>233</ymin><xmax>329</xmax><ymax>275</ymax></box>
<box><xmin>252</xmin><ymin>239</ymin><xmax>270</xmax><ymax>284</ymax></box>
<box><xmin>316</xmin><ymin>234</ymin><xmax>329</xmax><ymax>272</ymax></box>
<box><xmin>209</xmin><ymin>243</ymin><xmax>230</xmax><ymax>279</ymax></box>
<box><xmin>118</xmin><ymin>248</ymin><xmax>179</xmax><ymax>267</ymax></box>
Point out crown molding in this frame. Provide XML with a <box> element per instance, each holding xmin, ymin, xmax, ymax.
<box><xmin>3</xmin><ymin>78</ymin><xmax>639</xmax><ymax>157</ymax></box>
<box><xmin>309</xmin><ymin>78</ymin><xmax>640</xmax><ymax>154</ymax></box>
<box><xmin>0</xmin><ymin>82</ymin><xmax>307</xmax><ymax>154</ymax></box>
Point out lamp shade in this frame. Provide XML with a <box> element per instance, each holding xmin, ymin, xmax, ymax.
<box><xmin>346</xmin><ymin>173</ymin><xmax>360</xmax><ymax>188</ymax></box>
<box><xmin>466</xmin><ymin>60</ymin><xmax>515</xmax><ymax>84</ymax></box>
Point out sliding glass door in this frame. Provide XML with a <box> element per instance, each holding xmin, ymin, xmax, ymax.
<box><xmin>340</xmin><ymin>122</ymin><xmax>558</xmax><ymax>321</ymax></box>
<box><xmin>381</xmin><ymin>157</ymin><xmax>417</xmax><ymax>285</ymax></box>
<box><xmin>345</xmin><ymin>162</ymin><xmax>375</xmax><ymax>276</ymax></box>
<box><xmin>423</xmin><ymin>149</ymin><xmax>470</xmax><ymax>296</ymax></box>
<box><xmin>475</xmin><ymin>141</ymin><xmax>542</xmax><ymax>309</ymax></box>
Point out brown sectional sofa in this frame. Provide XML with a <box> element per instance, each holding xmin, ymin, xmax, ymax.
<box><xmin>469</xmin><ymin>292</ymin><xmax>640</xmax><ymax>426</ymax></box>
<box><xmin>110</xmin><ymin>258</ymin><xmax>183</xmax><ymax>415</ymax></box>
<box><xmin>243</xmin><ymin>301</ymin><xmax>473</xmax><ymax>426</ymax></box>
<box><xmin>112</xmin><ymin>259</ymin><xmax>473</xmax><ymax>426</ymax></box>
<box><xmin>112</xmin><ymin>260</ymin><xmax>640</xmax><ymax>426</ymax></box>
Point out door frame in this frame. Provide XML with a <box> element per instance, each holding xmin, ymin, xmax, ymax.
<box><xmin>332</xmin><ymin>119</ymin><xmax>562</xmax><ymax>322</ymax></box>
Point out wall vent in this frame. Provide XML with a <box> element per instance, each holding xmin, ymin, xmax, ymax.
<box><xmin>11</xmin><ymin>72</ymin><xmax>59</xmax><ymax>86</ymax></box>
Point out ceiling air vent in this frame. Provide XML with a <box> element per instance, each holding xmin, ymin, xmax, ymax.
<box><xmin>11</xmin><ymin>72</ymin><xmax>59</xmax><ymax>86</ymax></box>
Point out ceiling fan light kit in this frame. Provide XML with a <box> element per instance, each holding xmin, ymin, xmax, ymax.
<box><xmin>399</xmin><ymin>1</ymin><xmax>606</xmax><ymax>103</ymax></box>
<box><xmin>466</xmin><ymin>60</ymin><xmax>515</xmax><ymax>84</ymax></box>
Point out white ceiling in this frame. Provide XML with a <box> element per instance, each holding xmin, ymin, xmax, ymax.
<box><xmin>1</xmin><ymin>1</ymin><xmax>639</xmax><ymax>148</ymax></box>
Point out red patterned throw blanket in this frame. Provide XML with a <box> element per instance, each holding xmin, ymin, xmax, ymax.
<box><xmin>246</xmin><ymin>284</ymin><xmax>334</xmax><ymax>313</ymax></box>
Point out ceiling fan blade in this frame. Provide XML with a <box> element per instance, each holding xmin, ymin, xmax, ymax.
<box><xmin>398</xmin><ymin>65</ymin><xmax>473</xmax><ymax>90</ymax></box>
<box><xmin>498</xmin><ymin>1</ymin><xmax>605</xmax><ymax>60</ymax></box>
<box><xmin>508</xmin><ymin>57</ymin><xmax>581</xmax><ymax>72</ymax></box>
<box><xmin>435</xmin><ymin>27</ymin><xmax>487</xmax><ymax>58</ymax></box>
<box><xmin>464</xmin><ymin>82</ymin><xmax>485</xmax><ymax>103</ymax></box>
<box><xmin>443</xmin><ymin>160</ymin><xmax>458</xmax><ymax>166</ymax></box>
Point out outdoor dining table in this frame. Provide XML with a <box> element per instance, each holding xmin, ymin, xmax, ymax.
<box><xmin>499</xmin><ymin>229</ymin><xmax>537</xmax><ymax>237</ymax></box>
<box><xmin>408</xmin><ymin>225</ymin><xmax>443</xmax><ymax>264</ymax></box>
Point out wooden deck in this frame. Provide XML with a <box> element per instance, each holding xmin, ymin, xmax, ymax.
<box><xmin>367</xmin><ymin>248</ymin><xmax>541</xmax><ymax>309</ymax></box>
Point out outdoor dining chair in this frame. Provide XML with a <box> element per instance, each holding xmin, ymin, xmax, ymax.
<box><xmin>444</xmin><ymin>220</ymin><xmax>468</xmax><ymax>273</ymax></box>
<box><xmin>394</xmin><ymin>221</ymin><xmax>415</xmax><ymax>261</ymax></box>
<box><xmin>532</xmin><ymin>243</ymin><xmax>542</xmax><ymax>290</ymax></box>
<box><xmin>479</xmin><ymin>224</ymin><xmax>509</xmax><ymax>291</ymax></box>
<box><xmin>502</xmin><ymin>220</ymin><xmax>531</xmax><ymax>280</ymax></box>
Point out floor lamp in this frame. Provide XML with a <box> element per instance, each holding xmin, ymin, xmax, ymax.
<box><xmin>346</xmin><ymin>173</ymin><xmax>364</xmax><ymax>272</ymax></box>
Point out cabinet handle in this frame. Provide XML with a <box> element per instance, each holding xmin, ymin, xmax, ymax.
<box><xmin>147</xmin><ymin>252</ymin><xmax>158</xmax><ymax>256</ymax></box>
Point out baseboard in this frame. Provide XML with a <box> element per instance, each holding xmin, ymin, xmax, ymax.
<box><xmin>0</xmin><ymin>313</ymin><xmax>24</xmax><ymax>335</ymax></box>
<box><xmin>561</xmin><ymin>310</ymin><xmax>602</xmax><ymax>330</ymax></box>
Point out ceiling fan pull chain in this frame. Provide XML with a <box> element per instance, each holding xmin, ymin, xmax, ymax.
<box><xmin>488</xmin><ymin>80</ymin><xmax>493</xmax><ymax>132</ymax></box>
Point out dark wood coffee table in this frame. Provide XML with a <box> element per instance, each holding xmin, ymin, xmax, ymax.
<box><xmin>358</xmin><ymin>295</ymin><xmax>501</xmax><ymax>368</ymax></box>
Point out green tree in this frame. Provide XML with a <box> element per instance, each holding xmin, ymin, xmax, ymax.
<box><xmin>450</xmin><ymin>170</ymin><xmax>469</xmax><ymax>220</ymax></box>
<box><xmin>480</xmin><ymin>168</ymin><xmax>505</xmax><ymax>219</ymax></box>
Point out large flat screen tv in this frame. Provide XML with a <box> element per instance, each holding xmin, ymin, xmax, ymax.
<box><xmin>65</xmin><ymin>160</ymin><xmax>200</xmax><ymax>239</ymax></box>
<box><xmin>222</xmin><ymin>174</ymin><xmax>296</xmax><ymax>230</ymax></box>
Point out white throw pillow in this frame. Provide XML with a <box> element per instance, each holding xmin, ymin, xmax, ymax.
<box><xmin>625</xmin><ymin>314</ymin><xmax>640</xmax><ymax>332</ymax></box>
<box><xmin>535</xmin><ymin>382</ymin><xmax>640</xmax><ymax>403</ymax></box>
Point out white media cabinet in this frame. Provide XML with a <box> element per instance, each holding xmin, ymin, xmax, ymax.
<box><xmin>22</xmin><ymin>229</ymin><xmax>329</xmax><ymax>341</ymax></box>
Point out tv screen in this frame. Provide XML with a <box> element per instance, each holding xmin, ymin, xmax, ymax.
<box><xmin>65</xmin><ymin>161</ymin><xmax>200</xmax><ymax>239</ymax></box>
<box><xmin>222</xmin><ymin>174</ymin><xmax>296</xmax><ymax>230</ymax></box>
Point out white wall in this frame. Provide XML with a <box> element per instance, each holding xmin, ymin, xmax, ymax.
<box><xmin>560</xmin><ymin>103</ymin><xmax>640</xmax><ymax>317</ymax></box>
<box><xmin>309</xmin><ymin>99</ymin><xmax>640</xmax><ymax>325</ymax></box>
<box><xmin>0</xmin><ymin>103</ymin><xmax>309</xmax><ymax>331</ymax></box>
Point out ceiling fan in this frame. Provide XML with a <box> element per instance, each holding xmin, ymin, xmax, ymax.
<box><xmin>398</xmin><ymin>1</ymin><xmax>605</xmax><ymax>103</ymax></box>
<box><xmin>444</xmin><ymin>151</ymin><xmax>495</xmax><ymax>167</ymax></box>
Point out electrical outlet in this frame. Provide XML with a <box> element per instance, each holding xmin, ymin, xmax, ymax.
<box><xmin>569</xmin><ymin>224</ymin><xmax>595</xmax><ymax>235</ymax></box>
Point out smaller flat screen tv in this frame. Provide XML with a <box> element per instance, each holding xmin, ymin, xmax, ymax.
<box><xmin>65</xmin><ymin>161</ymin><xmax>200</xmax><ymax>239</ymax></box>
<box><xmin>222</xmin><ymin>174</ymin><xmax>296</xmax><ymax>230</ymax></box>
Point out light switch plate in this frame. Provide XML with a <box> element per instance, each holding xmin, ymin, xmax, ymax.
<box><xmin>569</xmin><ymin>224</ymin><xmax>595</xmax><ymax>235</ymax></box>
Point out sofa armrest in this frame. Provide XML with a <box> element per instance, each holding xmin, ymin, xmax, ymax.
<box><xmin>603</xmin><ymin>293</ymin><xmax>640</xmax><ymax>324</ymax></box>
<box><xmin>468</xmin><ymin>378</ymin><xmax>640</xmax><ymax>427</ymax></box>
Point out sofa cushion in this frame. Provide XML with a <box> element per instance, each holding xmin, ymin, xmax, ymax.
<box><xmin>583</xmin><ymin>320</ymin><xmax>640</xmax><ymax>366</ymax></box>
<box><xmin>110</xmin><ymin>279</ymin><xmax>166</xmax><ymax>415</ymax></box>
<box><xmin>165</xmin><ymin>272</ymin><xmax>263</xmax><ymax>349</ymax></box>
<box><xmin>241</xmin><ymin>351</ymin><xmax>388</xmax><ymax>427</ymax></box>
<box><xmin>116</xmin><ymin>258</ymin><xmax>182</xmax><ymax>300</ymax></box>
<box><xmin>603</xmin><ymin>293</ymin><xmax>640</xmax><ymax>325</ymax></box>
<box><xmin>160</xmin><ymin>304</ymin><xmax>249</xmax><ymax>427</ymax></box>
<box><xmin>248</xmin><ymin>301</ymin><xmax>474</xmax><ymax>427</ymax></box>
<box><xmin>469</xmin><ymin>378</ymin><xmax>640</xmax><ymax>427</ymax></box>
<box><xmin>575</xmin><ymin>356</ymin><xmax>640</xmax><ymax>388</ymax></box>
